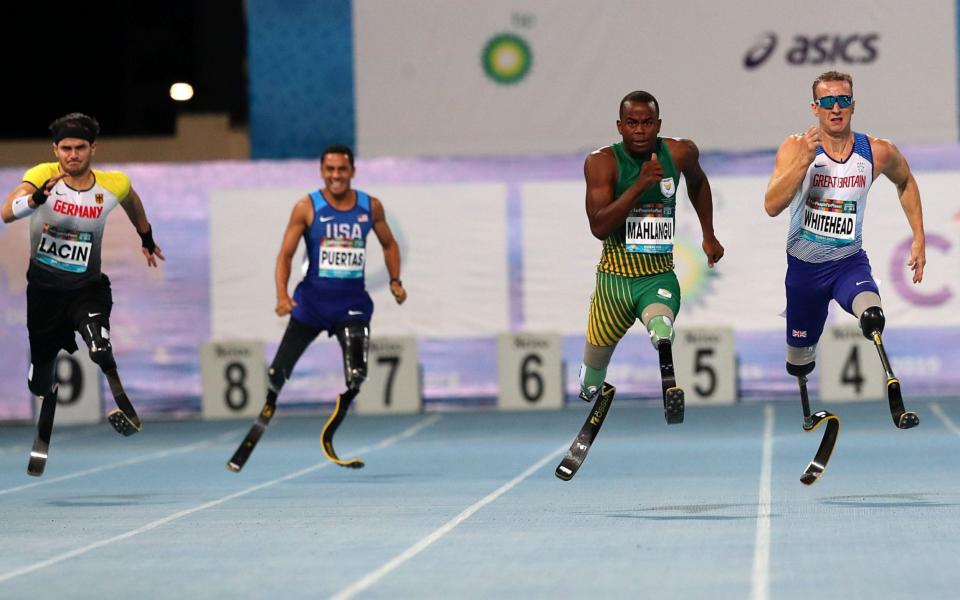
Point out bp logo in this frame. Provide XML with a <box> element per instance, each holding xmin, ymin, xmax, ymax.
<box><xmin>482</xmin><ymin>33</ymin><xmax>532</xmax><ymax>85</ymax></box>
<box><xmin>672</xmin><ymin>236</ymin><xmax>718</xmax><ymax>310</ymax></box>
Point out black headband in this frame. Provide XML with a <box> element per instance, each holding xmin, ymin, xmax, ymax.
<box><xmin>52</xmin><ymin>125</ymin><xmax>96</xmax><ymax>144</ymax></box>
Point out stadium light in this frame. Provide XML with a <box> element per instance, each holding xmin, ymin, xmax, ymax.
<box><xmin>169</xmin><ymin>82</ymin><xmax>195</xmax><ymax>102</ymax></box>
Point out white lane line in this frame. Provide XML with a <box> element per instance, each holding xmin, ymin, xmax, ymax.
<box><xmin>0</xmin><ymin>427</ymin><xmax>102</xmax><ymax>455</ymax></box>
<box><xmin>331</xmin><ymin>442</ymin><xmax>566</xmax><ymax>600</ymax></box>
<box><xmin>0</xmin><ymin>430</ymin><xmax>240</xmax><ymax>497</ymax></box>
<box><xmin>930</xmin><ymin>403</ymin><xmax>960</xmax><ymax>436</ymax></box>
<box><xmin>0</xmin><ymin>415</ymin><xmax>441</xmax><ymax>584</ymax></box>
<box><xmin>750</xmin><ymin>403</ymin><xmax>774</xmax><ymax>600</ymax></box>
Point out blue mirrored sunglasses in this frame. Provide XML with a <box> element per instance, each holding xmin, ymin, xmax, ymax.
<box><xmin>815</xmin><ymin>95</ymin><xmax>853</xmax><ymax>109</ymax></box>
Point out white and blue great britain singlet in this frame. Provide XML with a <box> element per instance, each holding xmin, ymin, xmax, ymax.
<box><xmin>302</xmin><ymin>189</ymin><xmax>373</xmax><ymax>293</ymax></box>
<box><xmin>786</xmin><ymin>132</ymin><xmax>874</xmax><ymax>263</ymax></box>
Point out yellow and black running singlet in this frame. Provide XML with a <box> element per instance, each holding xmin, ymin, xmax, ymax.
<box><xmin>596</xmin><ymin>138</ymin><xmax>679</xmax><ymax>277</ymax></box>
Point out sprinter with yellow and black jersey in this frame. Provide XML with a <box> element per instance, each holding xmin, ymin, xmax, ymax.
<box><xmin>1</xmin><ymin>113</ymin><xmax>164</xmax><ymax>476</ymax></box>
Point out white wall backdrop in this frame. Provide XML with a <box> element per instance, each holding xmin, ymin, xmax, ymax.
<box><xmin>354</xmin><ymin>0</ymin><xmax>957</xmax><ymax>157</ymax></box>
<box><xmin>212</xmin><ymin>183</ymin><xmax>510</xmax><ymax>341</ymax></box>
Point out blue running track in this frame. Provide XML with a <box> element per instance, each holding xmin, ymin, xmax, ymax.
<box><xmin>1</xmin><ymin>399</ymin><xmax>959</xmax><ymax>599</ymax></box>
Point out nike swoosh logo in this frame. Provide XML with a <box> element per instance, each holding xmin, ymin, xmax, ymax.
<box><xmin>347</xmin><ymin>310</ymin><xmax>363</xmax><ymax>316</ymax></box>
<box><xmin>813</xmin><ymin>163</ymin><xmax>827</xmax><ymax>169</ymax></box>
<box><xmin>855</xmin><ymin>281</ymin><xmax>871</xmax><ymax>286</ymax></box>
<box><xmin>88</xmin><ymin>312</ymin><xmax>101</xmax><ymax>317</ymax></box>
<box><xmin>319</xmin><ymin>216</ymin><xmax>335</xmax><ymax>222</ymax></box>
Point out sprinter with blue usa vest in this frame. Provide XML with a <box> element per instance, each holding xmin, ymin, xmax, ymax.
<box><xmin>228</xmin><ymin>145</ymin><xmax>406</xmax><ymax>471</ymax></box>
<box><xmin>765</xmin><ymin>70</ymin><xmax>927</xmax><ymax>485</ymax></box>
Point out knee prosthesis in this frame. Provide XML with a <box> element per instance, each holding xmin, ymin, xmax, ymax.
<box><xmin>80</xmin><ymin>319</ymin><xmax>116</xmax><ymax>371</ymax></box>
<box><xmin>647</xmin><ymin>315</ymin><xmax>675</xmax><ymax>349</ymax></box>
<box><xmin>786</xmin><ymin>344</ymin><xmax>816</xmax><ymax>378</ymax></box>
<box><xmin>267</xmin><ymin>366</ymin><xmax>286</xmax><ymax>394</ymax></box>
<box><xmin>859</xmin><ymin>306</ymin><xmax>885</xmax><ymax>340</ymax></box>
<box><xmin>28</xmin><ymin>360</ymin><xmax>56</xmax><ymax>396</ymax></box>
<box><xmin>642</xmin><ymin>304</ymin><xmax>675</xmax><ymax>350</ymax></box>
<box><xmin>336</xmin><ymin>322</ymin><xmax>369</xmax><ymax>391</ymax></box>
<box><xmin>579</xmin><ymin>342</ymin><xmax>615</xmax><ymax>401</ymax></box>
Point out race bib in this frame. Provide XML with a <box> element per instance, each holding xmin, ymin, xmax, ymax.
<box><xmin>35</xmin><ymin>225</ymin><xmax>92</xmax><ymax>273</ymax></box>
<box><xmin>801</xmin><ymin>197</ymin><xmax>856</xmax><ymax>246</ymax></box>
<box><xmin>318</xmin><ymin>239</ymin><xmax>366</xmax><ymax>279</ymax></box>
<box><xmin>625</xmin><ymin>204</ymin><xmax>674</xmax><ymax>253</ymax></box>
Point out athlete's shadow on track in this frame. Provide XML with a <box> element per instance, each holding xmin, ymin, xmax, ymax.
<box><xmin>288</xmin><ymin>473</ymin><xmax>431</xmax><ymax>485</ymax></box>
<box><xmin>47</xmin><ymin>493</ymin><xmax>169</xmax><ymax>507</ymax></box>
<box><xmin>819</xmin><ymin>493</ymin><xmax>956</xmax><ymax>508</ymax></box>
<box><xmin>583</xmin><ymin>503</ymin><xmax>758</xmax><ymax>521</ymax></box>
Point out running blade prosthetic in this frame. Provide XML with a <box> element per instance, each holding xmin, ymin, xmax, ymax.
<box><xmin>556</xmin><ymin>383</ymin><xmax>615</xmax><ymax>481</ymax></box>
<box><xmin>227</xmin><ymin>401</ymin><xmax>277</xmax><ymax>472</ymax></box>
<box><xmin>800</xmin><ymin>410</ymin><xmax>840</xmax><ymax>485</ymax></box>
<box><xmin>321</xmin><ymin>390</ymin><xmax>365</xmax><ymax>469</ymax></box>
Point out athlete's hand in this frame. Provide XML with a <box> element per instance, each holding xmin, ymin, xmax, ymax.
<box><xmin>390</xmin><ymin>280</ymin><xmax>407</xmax><ymax>305</ymax></box>
<box><xmin>635</xmin><ymin>152</ymin><xmax>664</xmax><ymax>194</ymax></box>
<box><xmin>141</xmin><ymin>245</ymin><xmax>165</xmax><ymax>267</ymax></box>
<box><xmin>276</xmin><ymin>296</ymin><xmax>297</xmax><ymax>316</ymax></box>
<box><xmin>908</xmin><ymin>238</ymin><xmax>925</xmax><ymax>283</ymax></box>
<box><xmin>32</xmin><ymin>173</ymin><xmax>68</xmax><ymax>206</ymax></box>
<box><xmin>800</xmin><ymin>127</ymin><xmax>821</xmax><ymax>163</ymax></box>
<box><xmin>702</xmin><ymin>235</ymin><xmax>725</xmax><ymax>268</ymax></box>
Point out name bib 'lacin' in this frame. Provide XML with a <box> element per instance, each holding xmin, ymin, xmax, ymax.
<box><xmin>36</xmin><ymin>224</ymin><xmax>92</xmax><ymax>273</ymax></box>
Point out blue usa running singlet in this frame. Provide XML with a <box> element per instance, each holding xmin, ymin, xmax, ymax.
<box><xmin>303</xmin><ymin>189</ymin><xmax>373</xmax><ymax>293</ymax></box>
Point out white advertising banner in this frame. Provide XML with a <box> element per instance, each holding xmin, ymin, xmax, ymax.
<box><xmin>522</xmin><ymin>170</ymin><xmax>960</xmax><ymax>333</ymax></box>
<box><xmin>211</xmin><ymin>183</ymin><xmax>510</xmax><ymax>341</ymax></box>
<box><xmin>354</xmin><ymin>0</ymin><xmax>957</xmax><ymax>157</ymax></box>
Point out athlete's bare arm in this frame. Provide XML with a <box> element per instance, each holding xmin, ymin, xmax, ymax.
<box><xmin>873</xmin><ymin>137</ymin><xmax>926</xmax><ymax>283</ymax></box>
<box><xmin>669</xmin><ymin>138</ymin><xmax>724</xmax><ymax>267</ymax></box>
<box><xmin>764</xmin><ymin>127</ymin><xmax>820</xmax><ymax>217</ymax></box>
<box><xmin>274</xmin><ymin>197</ymin><xmax>312</xmax><ymax>316</ymax></box>
<box><xmin>1</xmin><ymin>175</ymin><xmax>66</xmax><ymax>223</ymax></box>
<box><xmin>120</xmin><ymin>187</ymin><xmax>165</xmax><ymax>267</ymax></box>
<box><xmin>370</xmin><ymin>196</ymin><xmax>406</xmax><ymax>305</ymax></box>
<box><xmin>584</xmin><ymin>147</ymin><xmax>663</xmax><ymax>240</ymax></box>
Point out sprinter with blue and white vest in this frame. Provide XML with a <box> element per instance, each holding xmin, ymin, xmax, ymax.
<box><xmin>765</xmin><ymin>71</ymin><xmax>927</xmax><ymax>483</ymax></box>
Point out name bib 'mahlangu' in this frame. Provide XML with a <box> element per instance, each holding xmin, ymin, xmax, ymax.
<box><xmin>625</xmin><ymin>204</ymin><xmax>674</xmax><ymax>253</ymax></box>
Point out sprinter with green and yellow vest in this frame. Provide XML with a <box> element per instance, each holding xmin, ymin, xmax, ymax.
<box><xmin>556</xmin><ymin>90</ymin><xmax>724</xmax><ymax>481</ymax></box>
<box><xmin>1</xmin><ymin>113</ymin><xmax>165</xmax><ymax>476</ymax></box>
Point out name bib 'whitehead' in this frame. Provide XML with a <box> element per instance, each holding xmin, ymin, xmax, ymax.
<box><xmin>800</xmin><ymin>197</ymin><xmax>856</xmax><ymax>246</ymax></box>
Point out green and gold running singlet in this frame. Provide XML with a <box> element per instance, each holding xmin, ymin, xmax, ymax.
<box><xmin>587</xmin><ymin>138</ymin><xmax>682</xmax><ymax>347</ymax></box>
<box><xmin>597</xmin><ymin>138</ymin><xmax>679</xmax><ymax>277</ymax></box>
